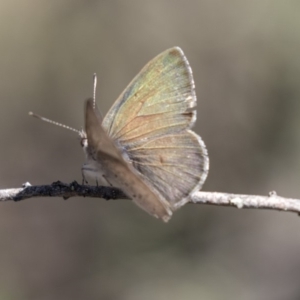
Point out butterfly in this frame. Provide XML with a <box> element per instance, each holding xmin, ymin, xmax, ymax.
<box><xmin>31</xmin><ymin>47</ymin><xmax>209</xmax><ymax>222</ymax></box>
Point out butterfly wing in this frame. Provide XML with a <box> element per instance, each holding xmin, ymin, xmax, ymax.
<box><xmin>84</xmin><ymin>99</ymin><xmax>172</xmax><ymax>222</ymax></box>
<box><xmin>102</xmin><ymin>47</ymin><xmax>209</xmax><ymax>210</ymax></box>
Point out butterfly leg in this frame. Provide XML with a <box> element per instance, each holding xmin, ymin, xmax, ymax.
<box><xmin>103</xmin><ymin>175</ymin><xmax>113</xmax><ymax>187</ymax></box>
<box><xmin>81</xmin><ymin>170</ymin><xmax>89</xmax><ymax>185</ymax></box>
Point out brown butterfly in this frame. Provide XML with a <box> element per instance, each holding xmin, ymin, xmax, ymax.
<box><xmin>31</xmin><ymin>47</ymin><xmax>209</xmax><ymax>222</ymax></box>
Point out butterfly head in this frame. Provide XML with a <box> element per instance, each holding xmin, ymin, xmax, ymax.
<box><xmin>79</xmin><ymin>130</ymin><xmax>88</xmax><ymax>148</ymax></box>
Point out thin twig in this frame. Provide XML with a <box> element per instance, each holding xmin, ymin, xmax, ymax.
<box><xmin>0</xmin><ymin>181</ymin><xmax>299</xmax><ymax>216</ymax></box>
<box><xmin>191</xmin><ymin>191</ymin><xmax>300</xmax><ymax>214</ymax></box>
<box><xmin>0</xmin><ymin>181</ymin><xmax>128</xmax><ymax>202</ymax></box>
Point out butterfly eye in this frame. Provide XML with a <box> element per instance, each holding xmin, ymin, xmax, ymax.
<box><xmin>80</xmin><ymin>137</ymin><xmax>88</xmax><ymax>148</ymax></box>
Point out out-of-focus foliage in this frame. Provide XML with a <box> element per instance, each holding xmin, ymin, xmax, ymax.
<box><xmin>0</xmin><ymin>1</ymin><xmax>299</xmax><ymax>299</ymax></box>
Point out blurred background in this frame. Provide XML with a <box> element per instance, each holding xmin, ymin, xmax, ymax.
<box><xmin>0</xmin><ymin>1</ymin><xmax>299</xmax><ymax>299</ymax></box>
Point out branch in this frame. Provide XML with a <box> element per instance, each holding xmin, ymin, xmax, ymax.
<box><xmin>1</xmin><ymin>181</ymin><xmax>299</xmax><ymax>215</ymax></box>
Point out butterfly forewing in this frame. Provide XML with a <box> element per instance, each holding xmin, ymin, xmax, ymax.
<box><xmin>101</xmin><ymin>47</ymin><xmax>209</xmax><ymax>211</ymax></box>
<box><xmin>102</xmin><ymin>47</ymin><xmax>196</xmax><ymax>140</ymax></box>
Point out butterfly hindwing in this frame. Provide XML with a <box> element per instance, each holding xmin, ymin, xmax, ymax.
<box><xmin>127</xmin><ymin>130</ymin><xmax>208</xmax><ymax>209</ymax></box>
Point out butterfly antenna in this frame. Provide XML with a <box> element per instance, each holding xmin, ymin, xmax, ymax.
<box><xmin>28</xmin><ymin>112</ymin><xmax>81</xmax><ymax>135</ymax></box>
<box><xmin>93</xmin><ymin>73</ymin><xmax>97</xmax><ymax>110</ymax></box>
